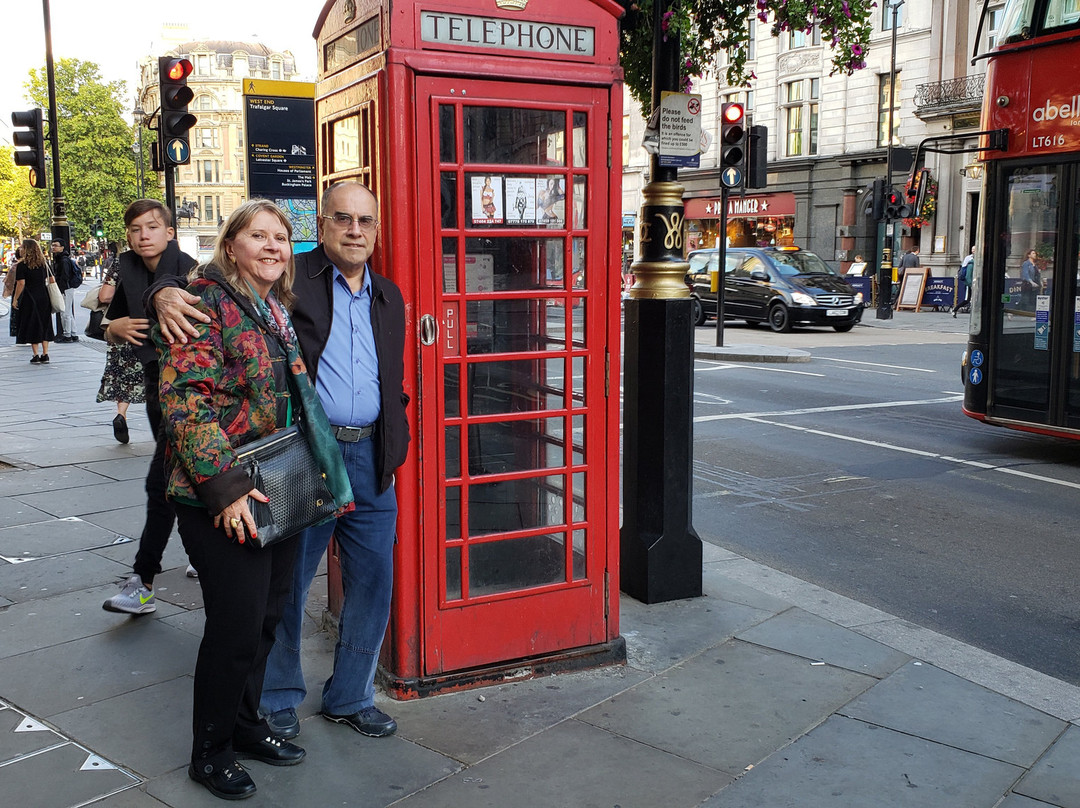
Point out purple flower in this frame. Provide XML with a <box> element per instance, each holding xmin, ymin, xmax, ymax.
<box><xmin>852</xmin><ymin>44</ymin><xmax>864</xmax><ymax>55</ymax></box>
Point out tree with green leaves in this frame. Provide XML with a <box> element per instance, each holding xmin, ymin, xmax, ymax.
<box><xmin>0</xmin><ymin>146</ymin><xmax>40</xmax><ymax>241</ymax></box>
<box><xmin>24</xmin><ymin>58</ymin><xmax>157</xmax><ymax>247</ymax></box>
<box><xmin>620</xmin><ymin>0</ymin><xmax>874</xmax><ymax>114</ymax></box>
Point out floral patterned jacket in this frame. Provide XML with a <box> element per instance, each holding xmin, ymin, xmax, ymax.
<box><xmin>153</xmin><ymin>268</ymin><xmax>352</xmax><ymax>518</ymax></box>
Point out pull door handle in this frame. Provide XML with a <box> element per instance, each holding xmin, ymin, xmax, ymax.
<box><xmin>420</xmin><ymin>314</ymin><xmax>438</xmax><ymax>346</ymax></box>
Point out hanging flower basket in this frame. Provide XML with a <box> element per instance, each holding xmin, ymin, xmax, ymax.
<box><xmin>902</xmin><ymin>168</ymin><xmax>937</xmax><ymax>229</ymax></box>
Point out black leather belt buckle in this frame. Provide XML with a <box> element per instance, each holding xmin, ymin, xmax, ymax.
<box><xmin>332</xmin><ymin>424</ymin><xmax>374</xmax><ymax>442</ymax></box>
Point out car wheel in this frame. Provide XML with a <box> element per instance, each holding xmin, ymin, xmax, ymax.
<box><xmin>691</xmin><ymin>298</ymin><xmax>706</xmax><ymax>327</ymax></box>
<box><xmin>768</xmin><ymin>304</ymin><xmax>792</xmax><ymax>333</ymax></box>
<box><xmin>833</xmin><ymin>322</ymin><xmax>856</xmax><ymax>333</ymax></box>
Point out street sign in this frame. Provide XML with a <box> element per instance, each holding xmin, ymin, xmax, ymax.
<box><xmin>165</xmin><ymin>138</ymin><xmax>190</xmax><ymax>164</ymax></box>
<box><xmin>721</xmin><ymin>167</ymin><xmax>743</xmax><ymax>188</ymax></box>
<box><xmin>658</xmin><ymin>91</ymin><xmax>702</xmax><ymax>168</ymax></box>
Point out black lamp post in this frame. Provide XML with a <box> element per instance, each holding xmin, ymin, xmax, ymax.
<box><xmin>620</xmin><ymin>0</ymin><xmax>702</xmax><ymax>604</ymax></box>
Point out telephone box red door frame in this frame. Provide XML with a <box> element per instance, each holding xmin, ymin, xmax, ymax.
<box><xmin>314</xmin><ymin>0</ymin><xmax>625</xmax><ymax>698</ymax></box>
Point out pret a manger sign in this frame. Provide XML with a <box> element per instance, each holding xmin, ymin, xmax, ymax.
<box><xmin>420</xmin><ymin>11</ymin><xmax>594</xmax><ymax>57</ymax></box>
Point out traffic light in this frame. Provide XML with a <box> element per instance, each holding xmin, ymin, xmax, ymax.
<box><xmin>865</xmin><ymin>178</ymin><xmax>886</xmax><ymax>221</ymax></box>
<box><xmin>11</xmin><ymin>109</ymin><xmax>47</xmax><ymax>189</ymax></box>
<box><xmin>747</xmin><ymin>125</ymin><xmax>768</xmax><ymax>189</ymax></box>
<box><xmin>158</xmin><ymin>56</ymin><xmax>197</xmax><ymax>165</ymax></box>
<box><xmin>884</xmin><ymin>186</ymin><xmax>913</xmax><ymax>220</ymax></box>
<box><xmin>906</xmin><ymin>168</ymin><xmax>930</xmax><ymax>220</ymax></box>
<box><xmin>720</xmin><ymin>102</ymin><xmax>748</xmax><ymax>182</ymax></box>
<box><xmin>93</xmin><ymin>217</ymin><xmax>105</xmax><ymax>238</ymax></box>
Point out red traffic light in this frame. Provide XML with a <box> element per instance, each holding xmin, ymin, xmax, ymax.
<box><xmin>722</xmin><ymin>103</ymin><xmax>745</xmax><ymax>124</ymax></box>
<box><xmin>886</xmin><ymin>191</ymin><xmax>902</xmax><ymax>205</ymax></box>
<box><xmin>164</xmin><ymin>58</ymin><xmax>193</xmax><ymax>82</ymax></box>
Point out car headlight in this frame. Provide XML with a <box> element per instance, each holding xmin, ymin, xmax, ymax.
<box><xmin>791</xmin><ymin>292</ymin><xmax>815</xmax><ymax>306</ymax></box>
<box><xmin>854</xmin><ymin>292</ymin><xmax>864</xmax><ymax>305</ymax></box>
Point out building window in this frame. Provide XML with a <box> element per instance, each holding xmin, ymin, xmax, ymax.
<box><xmin>197</xmin><ymin>128</ymin><xmax>219</xmax><ymax>149</ymax></box>
<box><xmin>747</xmin><ymin>17</ymin><xmax>756</xmax><ymax>61</ymax></box>
<box><xmin>788</xmin><ymin>25</ymin><xmax>821</xmax><ymax>49</ymax></box>
<box><xmin>197</xmin><ymin>95</ymin><xmax>213</xmax><ymax>111</ymax></box>
<box><xmin>204</xmin><ymin>196</ymin><xmax>214</xmax><ymax>223</ymax></box>
<box><xmin>878</xmin><ymin>74</ymin><xmax>902</xmax><ymax>147</ymax></box>
<box><xmin>882</xmin><ymin>1</ymin><xmax>903</xmax><ymax>30</ymax></box>
<box><xmin>196</xmin><ymin>53</ymin><xmax>210</xmax><ymax>76</ymax></box>
<box><xmin>271</xmin><ymin>59</ymin><xmax>282</xmax><ymax>80</ymax></box>
<box><xmin>782</xmin><ymin>80</ymin><xmax>818</xmax><ymax>157</ymax></box>
<box><xmin>986</xmin><ymin>5</ymin><xmax>1005</xmax><ymax>50</ymax></box>
<box><xmin>200</xmin><ymin>161</ymin><xmax>219</xmax><ymax>183</ymax></box>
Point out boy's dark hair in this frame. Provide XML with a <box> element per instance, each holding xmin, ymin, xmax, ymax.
<box><xmin>124</xmin><ymin>198</ymin><xmax>173</xmax><ymax>228</ymax></box>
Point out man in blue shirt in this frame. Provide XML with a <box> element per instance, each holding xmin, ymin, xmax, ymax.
<box><xmin>153</xmin><ymin>181</ymin><xmax>409</xmax><ymax>743</ymax></box>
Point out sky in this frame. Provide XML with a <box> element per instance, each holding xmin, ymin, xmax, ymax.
<box><xmin>2</xmin><ymin>0</ymin><xmax>320</xmax><ymax>141</ymax></box>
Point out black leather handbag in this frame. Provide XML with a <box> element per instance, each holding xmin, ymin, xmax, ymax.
<box><xmin>234</xmin><ymin>424</ymin><xmax>337</xmax><ymax>548</ymax></box>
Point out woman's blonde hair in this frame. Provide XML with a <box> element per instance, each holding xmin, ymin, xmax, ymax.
<box><xmin>20</xmin><ymin>239</ymin><xmax>46</xmax><ymax>269</ymax></box>
<box><xmin>193</xmin><ymin>199</ymin><xmax>295</xmax><ymax>309</ymax></box>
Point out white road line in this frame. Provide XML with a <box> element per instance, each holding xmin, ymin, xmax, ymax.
<box><xmin>816</xmin><ymin>356</ymin><xmax>935</xmax><ymax>373</ymax></box>
<box><xmin>736</xmin><ymin>414</ymin><xmax>1080</xmax><ymax>492</ymax></box>
<box><xmin>694</xmin><ymin>395</ymin><xmax>963</xmax><ymax>423</ymax></box>
<box><xmin>694</xmin><ymin>363</ymin><xmax>826</xmax><ymax>377</ymax></box>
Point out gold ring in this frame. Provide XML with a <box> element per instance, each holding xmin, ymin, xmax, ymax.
<box><xmin>230</xmin><ymin>518</ymin><xmax>240</xmax><ymax>529</ymax></box>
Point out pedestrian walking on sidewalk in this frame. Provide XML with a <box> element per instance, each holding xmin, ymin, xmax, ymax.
<box><xmin>953</xmin><ymin>246</ymin><xmax>974</xmax><ymax>317</ymax></box>
<box><xmin>100</xmin><ymin>200</ymin><xmax>197</xmax><ymax>616</ymax></box>
<box><xmin>12</xmin><ymin>239</ymin><xmax>54</xmax><ymax>363</ymax></box>
<box><xmin>51</xmin><ymin>240</ymin><xmax>82</xmax><ymax>343</ymax></box>
<box><xmin>153</xmin><ymin>200</ymin><xmax>351</xmax><ymax>801</ymax></box>
<box><xmin>153</xmin><ymin>181</ymin><xmax>410</xmax><ymax>744</ymax></box>
<box><xmin>94</xmin><ymin>260</ymin><xmax>142</xmax><ymax>444</ymax></box>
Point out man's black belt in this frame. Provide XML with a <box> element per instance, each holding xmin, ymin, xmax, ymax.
<box><xmin>331</xmin><ymin>424</ymin><xmax>375</xmax><ymax>442</ymax></box>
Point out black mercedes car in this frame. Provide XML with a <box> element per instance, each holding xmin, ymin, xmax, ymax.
<box><xmin>687</xmin><ymin>246</ymin><xmax>864</xmax><ymax>332</ymax></box>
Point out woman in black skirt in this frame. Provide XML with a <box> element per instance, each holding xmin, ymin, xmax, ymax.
<box><xmin>11</xmin><ymin>239</ymin><xmax>54</xmax><ymax>363</ymax></box>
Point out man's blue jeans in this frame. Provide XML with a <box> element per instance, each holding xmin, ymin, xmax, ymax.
<box><xmin>260</xmin><ymin>434</ymin><xmax>397</xmax><ymax>716</ymax></box>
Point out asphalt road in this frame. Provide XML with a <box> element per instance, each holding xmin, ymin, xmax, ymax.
<box><xmin>686</xmin><ymin>321</ymin><xmax>1080</xmax><ymax>686</ymax></box>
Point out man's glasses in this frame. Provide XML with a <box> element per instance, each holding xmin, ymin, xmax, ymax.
<box><xmin>322</xmin><ymin>213</ymin><xmax>379</xmax><ymax>231</ymax></box>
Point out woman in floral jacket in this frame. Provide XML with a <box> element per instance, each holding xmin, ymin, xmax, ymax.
<box><xmin>154</xmin><ymin>200</ymin><xmax>351</xmax><ymax>801</ymax></box>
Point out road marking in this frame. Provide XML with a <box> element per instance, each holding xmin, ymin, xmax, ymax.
<box><xmin>694</xmin><ymin>395</ymin><xmax>963</xmax><ymax>423</ymax></box>
<box><xmin>816</xmin><ymin>356</ymin><xmax>935</xmax><ymax>373</ymax></box>
<box><xmin>695</xmin><ymin>362</ymin><xmax>825</xmax><ymax>377</ymax></box>
<box><xmin>729</xmin><ymin>412</ymin><xmax>1080</xmax><ymax>492</ymax></box>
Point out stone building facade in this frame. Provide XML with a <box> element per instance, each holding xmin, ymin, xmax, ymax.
<box><xmin>622</xmin><ymin>1</ymin><xmax>999</xmax><ymax>280</ymax></box>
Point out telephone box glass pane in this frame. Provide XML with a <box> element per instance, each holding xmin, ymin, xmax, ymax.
<box><xmin>446</xmin><ymin>486</ymin><xmax>461</xmax><ymax>541</ymax></box>
<box><xmin>464</xmin><ymin>107</ymin><xmax>566</xmax><ymax>165</ymax></box>
<box><xmin>467</xmin><ymin>417</ymin><xmax>567</xmax><ymax>475</ymax></box>
<box><xmin>445</xmin><ymin>546</ymin><xmax>462</xmax><ymax>600</ymax></box>
<box><xmin>439</xmin><ymin>105</ymin><xmax>456</xmax><ymax>163</ymax></box>
<box><xmin>572</xmin><ymin>415</ymin><xmax>585</xmax><ymax>464</ymax></box>
<box><xmin>572</xmin><ymin>356</ymin><xmax>585</xmax><ymax>407</ymax></box>
<box><xmin>466</xmin><ymin>358</ymin><xmax>566</xmax><ymax>414</ymax></box>
<box><xmin>572</xmin><ymin>178</ymin><xmax>587</xmax><ymax>230</ymax></box>
<box><xmin>468</xmin><ymin>533</ymin><xmax>567</xmax><ymax>597</ymax></box>
<box><xmin>441</xmin><ymin>174</ymin><xmax>457</xmax><ymax>230</ymax></box>
<box><xmin>572</xmin><ymin>111</ymin><xmax>587</xmax><ymax>167</ymax></box>
<box><xmin>572</xmin><ymin>237</ymin><xmax>586</xmax><ymax>290</ymax></box>
<box><xmin>468</xmin><ymin>474</ymin><xmax>566</xmax><ymax>535</ymax></box>
<box><xmin>572</xmin><ymin>529</ymin><xmax>586</xmax><ymax>579</ymax></box>
<box><xmin>462</xmin><ymin>299</ymin><xmax>570</xmax><ymax>354</ymax></box>
<box><xmin>332</xmin><ymin>116</ymin><xmax>360</xmax><ymax>172</ymax></box>
<box><xmin>444</xmin><ymin>364</ymin><xmax>460</xmax><ymax>417</ymax></box>
<box><xmin>445</xmin><ymin>424</ymin><xmax>461</xmax><ymax>479</ymax></box>
<box><xmin>461</xmin><ymin>238</ymin><xmax>569</xmax><ymax>293</ymax></box>
<box><xmin>442</xmin><ymin>237</ymin><xmax>458</xmax><ymax>293</ymax></box>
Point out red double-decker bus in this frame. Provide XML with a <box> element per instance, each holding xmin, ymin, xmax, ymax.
<box><xmin>963</xmin><ymin>0</ymin><xmax>1080</xmax><ymax>437</ymax></box>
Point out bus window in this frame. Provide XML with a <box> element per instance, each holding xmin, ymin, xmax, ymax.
<box><xmin>999</xmin><ymin>0</ymin><xmax>1037</xmax><ymax>43</ymax></box>
<box><xmin>1046</xmin><ymin>0</ymin><xmax>1080</xmax><ymax>28</ymax></box>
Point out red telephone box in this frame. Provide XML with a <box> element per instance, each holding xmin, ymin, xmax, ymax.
<box><xmin>314</xmin><ymin>0</ymin><xmax>624</xmax><ymax>697</ymax></box>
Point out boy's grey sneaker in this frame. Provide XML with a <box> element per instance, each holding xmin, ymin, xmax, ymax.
<box><xmin>185</xmin><ymin>564</ymin><xmax>198</xmax><ymax>579</ymax></box>
<box><xmin>102</xmin><ymin>574</ymin><xmax>156</xmax><ymax>615</ymax></box>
